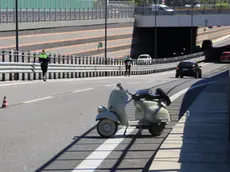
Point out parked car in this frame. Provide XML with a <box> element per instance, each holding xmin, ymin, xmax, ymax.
<box><xmin>137</xmin><ymin>54</ymin><xmax>152</xmax><ymax>65</ymax></box>
<box><xmin>220</xmin><ymin>51</ymin><xmax>230</xmax><ymax>62</ymax></box>
<box><xmin>175</xmin><ymin>61</ymin><xmax>202</xmax><ymax>78</ymax></box>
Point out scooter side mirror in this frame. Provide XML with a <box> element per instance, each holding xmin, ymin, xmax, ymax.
<box><xmin>117</xmin><ymin>83</ymin><xmax>124</xmax><ymax>90</ymax></box>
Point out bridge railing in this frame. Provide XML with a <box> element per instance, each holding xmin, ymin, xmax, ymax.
<box><xmin>134</xmin><ymin>6</ymin><xmax>230</xmax><ymax>16</ymax></box>
<box><xmin>0</xmin><ymin>0</ymin><xmax>135</xmax><ymax>24</ymax></box>
<box><xmin>0</xmin><ymin>49</ymin><xmax>204</xmax><ymax>81</ymax></box>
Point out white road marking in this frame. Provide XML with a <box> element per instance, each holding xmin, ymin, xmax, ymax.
<box><xmin>72</xmin><ymin>127</ymin><xmax>135</xmax><ymax>171</ymax></box>
<box><xmin>105</xmin><ymin>84</ymin><xmax>115</xmax><ymax>87</ymax></box>
<box><xmin>72</xmin><ymin>85</ymin><xmax>196</xmax><ymax>171</ymax></box>
<box><xmin>128</xmin><ymin>82</ymin><xmax>140</xmax><ymax>84</ymax></box>
<box><xmin>0</xmin><ymin>81</ymin><xmax>40</xmax><ymax>87</ymax></box>
<box><xmin>23</xmin><ymin>96</ymin><xmax>53</xmax><ymax>104</ymax></box>
<box><xmin>72</xmin><ymin>88</ymin><xmax>94</xmax><ymax>93</ymax></box>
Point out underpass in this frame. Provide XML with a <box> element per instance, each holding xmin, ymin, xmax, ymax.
<box><xmin>0</xmin><ymin>59</ymin><xmax>229</xmax><ymax>172</ymax></box>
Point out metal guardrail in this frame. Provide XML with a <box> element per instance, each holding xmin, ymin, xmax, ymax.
<box><xmin>134</xmin><ymin>7</ymin><xmax>230</xmax><ymax>15</ymax></box>
<box><xmin>0</xmin><ymin>50</ymin><xmax>204</xmax><ymax>81</ymax></box>
<box><xmin>0</xmin><ymin>50</ymin><xmax>204</xmax><ymax>64</ymax></box>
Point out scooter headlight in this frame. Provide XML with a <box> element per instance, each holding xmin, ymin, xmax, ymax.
<box><xmin>97</xmin><ymin>106</ymin><xmax>107</xmax><ymax>113</ymax></box>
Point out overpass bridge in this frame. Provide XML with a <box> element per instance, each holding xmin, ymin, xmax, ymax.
<box><xmin>132</xmin><ymin>7</ymin><xmax>230</xmax><ymax>59</ymax></box>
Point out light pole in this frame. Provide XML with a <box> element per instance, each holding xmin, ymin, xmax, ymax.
<box><xmin>190</xmin><ymin>1</ymin><xmax>194</xmax><ymax>54</ymax></box>
<box><xmin>105</xmin><ymin>0</ymin><xmax>108</xmax><ymax>76</ymax></box>
<box><xmin>154</xmin><ymin>0</ymin><xmax>157</xmax><ymax>59</ymax></box>
<box><xmin>105</xmin><ymin>0</ymin><xmax>108</xmax><ymax>63</ymax></box>
<box><xmin>15</xmin><ymin>0</ymin><xmax>19</xmax><ymax>52</ymax></box>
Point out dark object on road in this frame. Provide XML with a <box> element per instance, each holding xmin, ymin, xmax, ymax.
<box><xmin>175</xmin><ymin>62</ymin><xmax>202</xmax><ymax>79</ymax></box>
<box><xmin>202</xmin><ymin>40</ymin><xmax>213</xmax><ymax>51</ymax></box>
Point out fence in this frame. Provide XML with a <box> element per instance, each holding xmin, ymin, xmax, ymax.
<box><xmin>0</xmin><ymin>50</ymin><xmax>204</xmax><ymax>81</ymax></box>
<box><xmin>0</xmin><ymin>0</ymin><xmax>135</xmax><ymax>23</ymax></box>
<box><xmin>135</xmin><ymin>6</ymin><xmax>230</xmax><ymax>16</ymax></box>
<box><xmin>1</xmin><ymin>1</ymin><xmax>230</xmax><ymax>23</ymax></box>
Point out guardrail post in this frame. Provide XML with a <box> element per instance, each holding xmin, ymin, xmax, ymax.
<box><xmin>2</xmin><ymin>50</ymin><xmax>5</xmax><ymax>62</ymax></box>
<box><xmin>95</xmin><ymin>57</ymin><xmax>98</xmax><ymax>77</ymax></box>
<box><xmin>89</xmin><ymin>57</ymin><xmax>92</xmax><ymax>77</ymax></box>
<box><xmin>33</xmin><ymin>53</ymin><xmax>38</xmax><ymax>80</ymax></box>
<box><xmin>82</xmin><ymin>57</ymin><xmax>85</xmax><ymax>77</ymax></box>
<box><xmin>9</xmin><ymin>50</ymin><xmax>13</xmax><ymax>81</ymax></box>
<box><xmin>86</xmin><ymin>57</ymin><xmax>89</xmax><ymax>77</ymax></box>
<box><xmin>74</xmin><ymin>56</ymin><xmax>78</xmax><ymax>78</ymax></box>
<box><xmin>78</xmin><ymin>57</ymin><xmax>81</xmax><ymax>78</ymax></box>
<box><xmin>1</xmin><ymin>50</ymin><xmax>5</xmax><ymax>81</ymax></box>
<box><xmin>66</xmin><ymin>55</ymin><xmax>70</xmax><ymax>78</ymax></box>
<box><xmin>62</xmin><ymin>55</ymin><xmax>65</xmax><ymax>79</ymax></box>
<box><xmin>57</xmin><ymin>54</ymin><xmax>61</xmax><ymax>79</ymax></box>
<box><xmin>53</xmin><ymin>54</ymin><xmax>57</xmax><ymax>79</ymax></box>
<box><xmin>74</xmin><ymin>56</ymin><xmax>77</xmax><ymax>65</ymax></box>
<box><xmin>71</xmin><ymin>56</ymin><xmax>74</xmax><ymax>78</ymax></box>
<box><xmin>27</xmin><ymin>52</ymin><xmax>31</xmax><ymax>80</ymax></box>
<box><xmin>89</xmin><ymin>57</ymin><xmax>92</xmax><ymax>65</ymax></box>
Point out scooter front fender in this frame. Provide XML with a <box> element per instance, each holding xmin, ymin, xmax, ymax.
<box><xmin>96</xmin><ymin>111</ymin><xmax>120</xmax><ymax>123</ymax></box>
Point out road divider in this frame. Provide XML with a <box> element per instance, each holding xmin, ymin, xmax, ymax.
<box><xmin>0</xmin><ymin>50</ymin><xmax>204</xmax><ymax>82</ymax></box>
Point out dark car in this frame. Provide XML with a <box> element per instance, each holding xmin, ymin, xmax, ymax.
<box><xmin>201</xmin><ymin>40</ymin><xmax>213</xmax><ymax>51</ymax></box>
<box><xmin>175</xmin><ymin>62</ymin><xmax>202</xmax><ymax>78</ymax></box>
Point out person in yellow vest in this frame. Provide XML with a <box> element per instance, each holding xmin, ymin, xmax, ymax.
<box><xmin>39</xmin><ymin>49</ymin><xmax>50</xmax><ymax>81</ymax></box>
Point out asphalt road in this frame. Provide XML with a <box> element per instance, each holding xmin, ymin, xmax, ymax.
<box><xmin>0</xmin><ymin>61</ymin><xmax>229</xmax><ymax>172</ymax></box>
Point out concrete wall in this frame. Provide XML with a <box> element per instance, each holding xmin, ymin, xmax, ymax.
<box><xmin>135</xmin><ymin>14</ymin><xmax>230</xmax><ymax>27</ymax></box>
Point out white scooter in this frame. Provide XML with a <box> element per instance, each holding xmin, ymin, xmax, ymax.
<box><xmin>95</xmin><ymin>83</ymin><xmax>172</xmax><ymax>138</ymax></box>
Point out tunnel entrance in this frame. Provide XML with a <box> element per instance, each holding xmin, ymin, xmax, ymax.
<box><xmin>131</xmin><ymin>27</ymin><xmax>198</xmax><ymax>59</ymax></box>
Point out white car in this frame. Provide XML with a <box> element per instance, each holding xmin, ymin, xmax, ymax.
<box><xmin>151</xmin><ymin>4</ymin><xmax>174</xmax><ymax>12</ymax></box>
<box><xmin>137</xmin><ymin>54</ymin><xmax>152</xmax><ymax>65</ymax></box>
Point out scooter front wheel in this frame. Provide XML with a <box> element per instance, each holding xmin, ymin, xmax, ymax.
<box><xmin>148</xmin><ymin>123</ymin><xmax>166</xmax><ymax>136</ymax></box>
<box><xmin>97</xmin><ymin>119</ymin><xmax>118</xmax><ymax>138</ymax></box>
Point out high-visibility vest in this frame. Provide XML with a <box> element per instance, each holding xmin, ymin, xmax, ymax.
<box><xmin>39</xmin><ymin>53</ymin><xmax>48</xmax><ymax>59</ymax></box>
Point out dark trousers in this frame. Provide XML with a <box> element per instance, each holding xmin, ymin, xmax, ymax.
<box><xmin>125</xmin><ymin>65</ymin><xmax>131</xmax><ymax>75</ymax></box>
<box><xmin>40</xmin><ymin>62</ymin><xmax>48</xmax><ymax>77</ymax></box>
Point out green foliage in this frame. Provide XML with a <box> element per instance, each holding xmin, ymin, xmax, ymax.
<box><xmin>215</xmin><ymin>3</ymin><xmax>229</xmax><ymax>8</ymax></box>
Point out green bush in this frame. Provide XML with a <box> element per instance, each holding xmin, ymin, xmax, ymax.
<box><xmin>215</xmin><ymin>3</ymin><xmax>230</xmax><ymax>8</ymax></box>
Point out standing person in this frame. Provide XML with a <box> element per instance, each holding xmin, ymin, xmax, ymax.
<box><xmin>124</xmin><ymin>55</ymin><xmax>133</xmax><ymax>77</ymax></box>
<box><xmin>38</xmin><ymin>49</ymin><xmax>50</xmax><ymax>81</ymax></box>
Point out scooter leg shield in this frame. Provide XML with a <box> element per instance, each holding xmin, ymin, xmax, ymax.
<box><xmin>96</xmin><ymin>111</ymin><xmax>120</xmax><ymax>123</ymax></box>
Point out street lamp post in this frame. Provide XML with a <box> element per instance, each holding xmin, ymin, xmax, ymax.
<box><xmin>105</xmin><ymin>0</ymin><xmax>108</xmax><ymax>76</ymax></box>
<box><xmin>15</xmin><ymin>0</ymin><xmax>19</xmax><ymax>52</ymax></box>
<box><xmin>154</xmin><ymin>0</ymin><xmax>157</xmax><ymax>59</ymax></box>
<box><xmin>190</xmin><ymin>1</ymin><xmax>194</xmax><ymax>54</ymax></box>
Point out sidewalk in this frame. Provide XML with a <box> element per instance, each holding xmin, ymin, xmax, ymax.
<box><xmin>148</xmin><ymin>78</ymin><xmax>230</xmax><ymax>172</ymax></box>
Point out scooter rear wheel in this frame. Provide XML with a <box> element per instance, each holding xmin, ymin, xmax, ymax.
<box><xmin>148</xmin><ymin>123</ymin><xmax>166</xmax><ymax>136</ymax></box>
<box><xmin>97</xmin><ymin>119</ymin><xmax>118</xmax><ymax>138</ymax></box>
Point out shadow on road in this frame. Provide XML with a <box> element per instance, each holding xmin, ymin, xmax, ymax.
<box><xmin>149</xmin><ymin>69</ymin><xmax>230</xmax><ymax>172</ymax></box>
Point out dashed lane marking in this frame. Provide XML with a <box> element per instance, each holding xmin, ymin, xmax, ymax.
<box><xmin>23</xmin><ymin>96</ymin><xmax>53</xmax><ymax>104</ymax></box>
<box><xmin>72</xmin><ymin>88</ymin><xmax>94</xmax><ymax>93</ymax></box>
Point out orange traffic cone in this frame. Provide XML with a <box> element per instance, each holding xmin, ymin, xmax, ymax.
<box><xmin>2</xmin><ymin>96</ymin><xmax>8</xmax><ymax>108</ymax></box>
